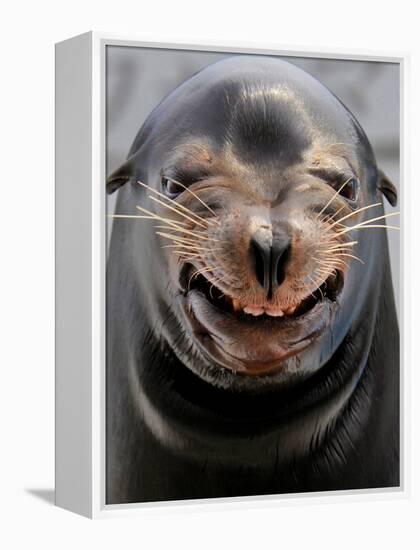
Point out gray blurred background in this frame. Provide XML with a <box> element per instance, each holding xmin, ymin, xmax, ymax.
<box><xmin>106</xmin><ymin>46</ymin><xmax>400</xmax><ymax>316</ymax></box>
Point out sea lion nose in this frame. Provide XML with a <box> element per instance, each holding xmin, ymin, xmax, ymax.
<box><xmin>250</xmin><ymin>228</ymin><xmax>291</xmax><ymax>299</ymax></box>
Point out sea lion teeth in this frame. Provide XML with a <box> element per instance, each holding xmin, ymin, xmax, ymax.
<box><xmin>266</xmin><ymin>308</ymin><xmax>284</xmax><ymax>317</ymax></box>
<box><xmin>243</xmin><ymin>305</ymin><xmax>265</xmax><ymax>316</ymax></box>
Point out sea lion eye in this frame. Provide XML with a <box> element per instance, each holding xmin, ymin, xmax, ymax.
<box><xmin>161</xmin><ymin>177</ymin><xmax>185</xmax><ymax>198</ymax></box>
<box><xmin>335</xmin><ymin>177</ymin><xmax>359</xmax><ymax>202</ymax></box>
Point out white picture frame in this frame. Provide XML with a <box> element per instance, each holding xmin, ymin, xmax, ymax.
<box><xmin>55</xmin><ymin>31</ymin><xmax>408</xmax><ymax>518</ymax></box>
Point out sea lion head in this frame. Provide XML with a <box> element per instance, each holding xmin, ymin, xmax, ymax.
<box><xmin>107</xmin><ymin>56</ymin><xmax>397</xmax><ymax>391</ymax></box>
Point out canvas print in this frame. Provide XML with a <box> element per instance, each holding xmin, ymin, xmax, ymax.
<box><xmin>105</xmin><ymin>46</ymin><xmax>400</xmax><ymax>504</ymax></box>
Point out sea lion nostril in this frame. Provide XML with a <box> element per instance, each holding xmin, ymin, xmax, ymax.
<box><xmin>250</xmin><ymin>237</ymin><xmax>270</xmax><ymax>290</ymax></box>
<box><xmin>250</xmin><ymin>232</ymin><xmax>291</xmax><ymax>297</ymax></box>
<box><xmin>274</xmin><ymin>243</ymin><xmax>291</xmax><ymax>287</ymax></box>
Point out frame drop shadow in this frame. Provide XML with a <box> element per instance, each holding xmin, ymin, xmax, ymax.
<box><xmin>26</xmin><ymin>488</ymin><xmax>55</xmax><ymax>505</ymax></box>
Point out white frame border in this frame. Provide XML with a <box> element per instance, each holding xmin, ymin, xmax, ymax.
<box><xmin>78</xmin><ymin>32</ymin><xmax>409</xmax><ymax>518</ymax></box>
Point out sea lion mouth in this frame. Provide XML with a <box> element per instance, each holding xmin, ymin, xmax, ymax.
<box><xmin>179</xmin><ymin>262</ymin><xmax>343</xmax><ymax>375</ymax></box>
<box><xmin>183</xmin><ymin>266</ymin><xmax>343</xmax><ymax>320</ymax></box>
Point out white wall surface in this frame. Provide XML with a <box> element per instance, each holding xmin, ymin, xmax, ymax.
<box><xmin>0</xmin><ymin>1</ymin><xmax>418</xmax><ymax>549</ymax></box>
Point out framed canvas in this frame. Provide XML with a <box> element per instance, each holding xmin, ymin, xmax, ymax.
<box><xmin>55</xmin><ymin>32</ymin><xmax>408</xmax><ymax>518</ymax></box>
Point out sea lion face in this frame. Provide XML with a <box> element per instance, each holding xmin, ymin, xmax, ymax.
<box><xmin>108</xmin><ymin>57</ymin><xmax>397</xmax><ymax>388</ymax></box>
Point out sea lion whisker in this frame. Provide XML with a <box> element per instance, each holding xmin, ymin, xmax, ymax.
<box><xmin>321</xmin><ymin>256</ymin><xmax>349</xmax><ymax>265</ymax></box>
<box><xmin>336</xmin><ymin>211</ymin><xmax>400</xmax><ymax>234</ymax></box>
<box><xmin>209</xmin><ymin>284</ymin><xmax>218</xmax><ymax>300</ymax></box>
<box><xmin>153</xmin><ymin>223</ymin><xmax>206</xmax><ymax>235</ymax></box>
<box><xmin>187</xmin><ymin>268</ymin><xmax>211</xmax><ymax>290</ymax></box>
<box><xmin>175</xmin><ymin>255</ymin><xmax>201</xmax><ymax>264</ymax></box>
<box><xmin>313</xmin><ymin>258</ymin><xmax>348</xmax><ymax>270</ymax></box>
<box><xmin>314</xmin><ymin>269</ymin><xmax>334</xmax><ymax>280</ymax></box>
<box><xmin>167</xmin><ymin>247</ymin><xmax>214</xmax><ymax>257</ymax></box>
<box><xmin>304</xmin><ymin>275</ymin><xmax>324</xmax><ymax>300</ymax></box>
<box><xmin>134</xmin><ymin>206</ymin><xmax>189</xmax><ymax>228</ymax></box>
<box><xmin>316</xmin><ymin>177</ymin><xmax>353</xmax><ymax>219</ymax></box>
<box><xmin>323</xmin><ymin>246</ymin><xmax>356</xmax><ymax>254</ymax></box>
<box><xmin>306</xmin><ymin>273</ymin><xmax>322</xmax><ymax>287</ymax></box>
<box><xmin>192</xmin><ymin>266</ymin><xmax>217</xmax><ymax>279</ymax></box>
<box><xmin>163</xmin><ymin>245</ymin><xmax>204</xmax><ymax>254</ymax></box>
<box><xmin>321</xmin><ymin>217</ymin><xmax>346</xmax><ymax>228</ymax></box>
<box><xmin>329</xmin><ymin>202</ymin><xmax>383</xmax><ymax>229</ymax></box>
<box><xmin>137</xmin><ymin>180</ymin><xmax>213</xmax><ymax>228</ymax></box>
<box><xmin>173</xmin><ymin>254</ymin><xmax>202</xmax><ymax>262</ymax></box>
<box><xmin>333</xmin><ymin>253</ymin><xmax>364</xmax><ymax>264</ymax></box>
<box><xmin>315</xmin><ymin>263</ymin><xmax>340</xmax><ymax>279</ymax></box>
<box><xmin>160</xmin><ymin>243</ymin><xmax>210</xmax><ymax>253</ymax></box>
<box><xmin>341</xmin><ymin>208</ymin><xmax>398</xmax><ymax>226</ymax></box>
<box><xmin>155</xmin><ymin>231</ymin><xmax>203</xmax><ymax>246</ymax></box>
<box><xmin>313</xmin><ymin>275</ymin><xmax>335</xmax><ymax>290</ymax></box>
<box><xmin>313</xmin><ymin>267</ymin><xmax>343</xmax><ymax>279</ymax></box>
<box><xmin>163</xmin><ymin>245</ymin><xmax>225</xmax><ymax>255</ymax></box>
<box><xmin>148</xmin><ymin>196</ymin><xmax>209</xmax><ymax>229</ymax></box>
<box><xmin>143</xmin><ymin>217</ymin><xmax>188</xmax><ymax>229</ymax></box>
<box><xmin>170</xmin><ymin>248</ymin><xmax>202</xmax><ymax>255</ymax></box>
<box><xmin>320</xmin><ymin>205</ymin><xmax>346</xmax><ymax>224</ymax></box>
<box><xmin>110</xmin><ymin>214</ymin><xmax>185</xmax><ymax>230</ymax></box>
<box><xmin>155</xmin><ymin>232</ymin><xmax>220</xmax><ymax>249</ymax></box>
<box><xmin>164</xmin><ymin>176</ymin><xmax>220</xmax><ymax>225</ymax></box>
<box><xmin>325</xmin><ymin>240</ymin><xmax>358</xmax><ymax>249</ymax></box>
<box><xmin>319</xmin><ymin>251</ymin><xmax>354</xmax><ymax>260</ymax></box>
<box><xmin>153</xmin><ymin>224</ymin><xmax>218</xmax><ymax>242</ymax></box>
<box><xmin>339</xmin><ymin>225</ymin><xmax>400</xmax><ymax>234</ymax></box>
<box><xmin>312</xmin><ymin>255</ymin><xmax>348</xmax><ymax>265</ymax></box>
<box><xmin>207</xmin><ymin>278</ymin><xmax>225</xmax><ymax>299</ymax></box>
<box><xmin>154</xmin><ymin>225</ymin><xmax>192</xmax><ymax>232</ymax></box>
<box><xmin>318</xmin><ymin>258</ymin><xmax>352</xmax><ymax>269</ymax></box>
<box><xmin>321</xmin><ymin>250</ymin><xmax>360</xmax><ymax>261</ymax></box>
<box><xmin>188</xmin><ymin>267</ymin><xmax>217</xmax><ymax>290</ymax></box>
<box><xmin>313</xmin><ymin>259</ymin><xmax>337</xmax><ymax>270</ymax></box>
<box><xmin>321</xmin><ymin>243</ymin><xmax>358</xmax><ymax>253</ymax></box>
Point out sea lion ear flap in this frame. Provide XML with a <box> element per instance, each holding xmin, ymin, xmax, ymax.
<box><xmin>378</xmin><ymin>169</ymin><xmax>398</xmax><ymax>207</ymax></box>
<box><xmin>106</xmin><ymin>158</ymin><xmax>134</xmax><ymax>194</ymax></box>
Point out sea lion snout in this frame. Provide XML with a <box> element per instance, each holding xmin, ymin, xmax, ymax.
<box><xmin>249</xmin><ymin>224</ymin><xmax>291</xmax><ymax>297</ymax></box>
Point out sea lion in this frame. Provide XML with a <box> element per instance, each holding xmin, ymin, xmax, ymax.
<box><xmin>106</xmin><ymin>56</ymin><xmax>399</xmax><ymax>504</ymax></box>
